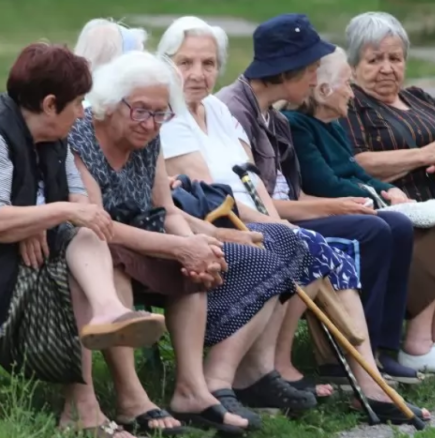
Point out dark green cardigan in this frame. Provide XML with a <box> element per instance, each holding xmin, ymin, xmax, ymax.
<box><xmin>282</xmin><ymin>110</ymin><xmax>394</xmax><ymax>200</ymax></box>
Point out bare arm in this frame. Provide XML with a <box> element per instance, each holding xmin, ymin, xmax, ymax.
<box><xmin>74</xmin><ymin>153</ymin><xmax>192</xmax><ymax>259</ymax></box>
<box><xmin>166</xmin><ymin>149</ymin><xmax>276</xmax><ymax>224</ymax></box>
<box><xmin>274</xmin><ymin>198</ymin><xmax>332</xmax><ymax>221</ymax></box>
<box><xmin>152</xmin><ymin>151</ymin><xmax>195</xmax><ymax>237</ymax></box>
<box><xmin>355</xmin><ymin>149</ymin><xmax>427</xmax><ymax>182</ymax></box>
<box><xmin>0</xmin><ymin>203</ymin><xmax>75</xmax><ymax>243</ymax></box>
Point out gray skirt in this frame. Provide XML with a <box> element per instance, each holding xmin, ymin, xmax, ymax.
<box><xmin>0</xmin><ymin>225</ymin><xmax>83</xmax><ymax>384</ymax></box>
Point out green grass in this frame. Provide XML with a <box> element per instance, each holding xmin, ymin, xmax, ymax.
<box><xmin>0</xmin><ymin>0</ymin><xmax>433</xmax><ymax>90</ymax></box>
<box><xmin>2</xmin><ymin>323</ymin><xmax>435</xmax><ymax>438</ymax></box>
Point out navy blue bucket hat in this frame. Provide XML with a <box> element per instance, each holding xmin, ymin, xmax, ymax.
<box><xmin>245</xmin><ymin>14</ymin><xmax>336</xmax><ymax>79</ymax></box>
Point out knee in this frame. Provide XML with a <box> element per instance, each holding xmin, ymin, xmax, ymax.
<box><xmin>74</xmin><ymin>227</ymin><xmax>105</xmax><ymax>245</ymax></box>
<box><xmin>360</xmin><ymin>215</ymin><xmax>393</xmax><ymax>245</ymax></box>
<box><xmin>380</xmin><ymin>212</ymin><xmax>414</xmax><ymax>244</ymax></box>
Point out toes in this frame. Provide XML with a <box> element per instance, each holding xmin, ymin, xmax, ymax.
<box><xmin>224</xmin><ymin>412</ymin><xmax>248</xmax><ymax>428</ymax></box>
<box><xmin>316</xmin><ymin>384</ymin><xmax>333</xmax><ymax>397</ymax></box>
<box><xmin>163</xmin><ymin>417</ymin><xmax>181</xmax><ymax>428</ymax></box>
<box><xmin>421</xmin><ymin>408</ymin><xmax>431</xmax><ymax>419</ymax></box>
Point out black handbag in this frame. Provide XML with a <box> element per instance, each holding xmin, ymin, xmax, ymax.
<box><xmin>108</xmin><ymin>200</ymin><xmax>166</xmax><ymax>233</ymax></box>
<box><xmin>171</xmin><ymin>174</ymin><xmax>239</xmax><ymax>228</ymax></box>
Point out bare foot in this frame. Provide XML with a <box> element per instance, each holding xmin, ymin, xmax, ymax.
<box><xmin>117</xmin><ymin>397</ymin><xmax>182</xmax><ymax>431</ymax></box>
<box><xmin>171</xmin><ymin>384</ymin><xmax>248</xmax><ymax>428</ymax></box>
<box><xmin>277</xmin><ymin>365</ymin><xmax>334</xmax><ymax>397</ymax></box>
<box><xmin>352</xmin><ymin>389</ymin><xmax>431</xmax><ymax>421</ymax></box>
<box><xmin>59</xmin><ymin>399</ymin><xmax>137</xmax><ymax>437</ymax></box>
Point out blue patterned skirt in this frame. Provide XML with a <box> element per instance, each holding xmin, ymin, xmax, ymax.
<box><xmin>205</xmin><ymin>223</ymin><xmax>360</xmax><ymax>346</ymax></box>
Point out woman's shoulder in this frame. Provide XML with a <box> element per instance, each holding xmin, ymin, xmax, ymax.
<box><xmin>282</xmin><ymin>110</ymin><xmax>317</xmax><ymax>133</ymax></box>
<box><xmin>203</xmin><ymin>94</ymin><xmax>233</xmax><ymax>121</ymax></box>
<box><xmin>402</xmin><ymin>86</ymin><xmax>435</xmax><ymax>107</ymax></box>
<box><xmin>68</xmin><ymin>108</ymin><xmax>94</xmax><ymax>149</ymax></box>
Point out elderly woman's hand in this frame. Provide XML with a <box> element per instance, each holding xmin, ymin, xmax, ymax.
<box><xmin>67</xmin><ymin>203</ymin><xmax>114</xmax><ymax>241</ymax></box>
<box><xmin>19</xmin><ymin>230</ymin><xmax>50</xmax><ymax>269</ymax></box>
<box><xmin>381</xmin><ymin>188</ymin><xmax>414</xmax><ymax>205</ymax></box>
<box><xmin>177</xmin><ymin>234</ymin><xmax>228</xmax><ymax>289</ymax></box>
<box><xmin>327</xmin><ymin>197</ymin><xmax>377</xmax><ymax>216</ymax></box>
<box><xmin>168</xmin><ymin>175</ymin><xmax>181</xmax><ymax>190</ymax></box>
<box><xmin>215</xmin><ymin>228</ymin><xmax>264</xmax><ymax>247</ymax></box>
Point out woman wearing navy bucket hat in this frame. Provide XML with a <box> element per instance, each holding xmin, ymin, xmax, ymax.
<box><xmin>217</xmin><ymin>13</ymin><xmax>430</xmax><ymax>421</ymax></box>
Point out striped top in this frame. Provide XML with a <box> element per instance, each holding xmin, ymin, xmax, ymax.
<box><xmin>0</xmin><ymin>135</ymin><xmax>87</xmax><ymax>207</ymax></box>
<box><xmin>339</xmin><ymin>84</ymin><xmax>435</xmax><ymax>202</ymax></box>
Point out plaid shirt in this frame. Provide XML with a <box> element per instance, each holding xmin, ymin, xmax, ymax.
<box><xmin>339</xmin><ymin>84</ymin><xmax>435</xmax><ymax>202</ymax></box>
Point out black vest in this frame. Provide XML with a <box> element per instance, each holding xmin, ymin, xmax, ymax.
<box><xmin>0</xmin><ymin>93</ymin><xmax>69</xmax><ymax>325</ymax></box>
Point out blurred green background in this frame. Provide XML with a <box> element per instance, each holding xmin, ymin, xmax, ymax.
<box><xmin>0</xmin><ymin>0</ymin><xmax>434</xmax><ymax>90</ymax></box>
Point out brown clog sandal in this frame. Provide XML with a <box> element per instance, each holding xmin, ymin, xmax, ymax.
<box><xmin>80</xmin><ymin>311</ymin><xmax>165</xmax><ymax>350</ymax></box>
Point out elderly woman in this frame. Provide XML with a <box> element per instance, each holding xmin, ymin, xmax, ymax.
<box><xmin>74</xmin><ymin>18</ymin><xmax>147</xmax><ymax>110</ymax></box>
<box><xmin>216</xmin><ymin>14</ymin><xmax>422</xmax><ymax>387</ymax></box>
<box><xmin>156</xmin><ymin>15</ymin><xmax>430</xmax><ymax>424</ymax></box>
<box><xmin>0</xmin><ymin>43</ymin><xmax>167</xmax><ymax>438</ymax></box>
<box><xmin>339</xmin><ymin>12</ymin><xmax>435</xmax><ymax>373</ymax></box>
<box><xmin>285</xmin><ymin>46</ymin><xmax>435</xmax><ymax>378</ymax></box>
<box><xmin>74</xmin><ymin>18</ymin><xmax>146</xmax><ymax>72</ymax></box>
<box><xmin>68</xmin><ymin>49</ymin><xmax>331</xmax><ymax>433</ymax></box>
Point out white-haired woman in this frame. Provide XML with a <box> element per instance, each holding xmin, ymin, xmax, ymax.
<box><xmin>337</xmin><ymin>12</ymin><xmax>435</xmax><ymax>373</ymax></box>
<box><xmin>75</xmin><ymin>18</ymin><xmax>147</xmax><ymax>109</ymax></box>
<box><xmin>75</xmin><ymin>18</ymin><xmax>147</xmax><ymax>72</ymax></box>
<box><xmin>284</xmin><ymin>44</ymin><xmax>435</xmax><ymax>379</ymax></box>
<box><xmin>68</xmin><ymin>49</ymin><xmax>329</xmax><ymax>434</ymax></box>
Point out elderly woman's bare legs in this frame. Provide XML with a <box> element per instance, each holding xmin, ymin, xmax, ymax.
<box><xmin>65</xmin><ymin>228</ymin><xmax>149</xmax><ymax>326</ymax></box>
<box><xmin>104</xmin><ymin>269</ymin><xmax>181</xmax><ymax>431</ymax></box>
<box><xmin>60</xmin><ymin>275</ymin><xmax>137</xmax><ymax>438</ymax></box>
<box><xmin>335</xmin><ymin>289</ymin><xmax>431</xmax><ymax>418</ymax></box>
<box><xmin>168</xmin><ymin>293</ymin><xmax>248</xmax><ymax>428</ymax></box>
<box><xmin>274</xmin><ymin>280</ymin><xmax>334</xmax><ymax>397</ymax></box>
<box><xmin>403</xmin><ymin>302</ymin><xmax>435</xmax><ymax>356</ymax></box>
<box><xmin>203</xmin><ymin>295</ymin><xmax>279</xmax><ymax>392</ymax></box>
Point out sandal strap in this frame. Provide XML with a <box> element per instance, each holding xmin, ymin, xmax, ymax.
<box><xmin>212</xmin><ymin>389</ymin><xmax>244</xmax><ymax>410</ymax></box>
<box><xmin>137</xmin><ymin>408</ymin><xmax>171</xmax><ymax>422</ymax></box>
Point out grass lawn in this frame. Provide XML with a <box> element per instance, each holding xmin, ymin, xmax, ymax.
<box><xmin>0</xmin><ymin>0</ymin><xmax>433</xmax><ymax>88</ymax></box>
<box><xmin>0</xmin><ymin>0</ymin><xmax>435</xmax><ymax>437</ymax></box>
<box><xmin>3</xmin><ymin>324</ymin><xmax>435</xmax><ymax>438</ymax></box>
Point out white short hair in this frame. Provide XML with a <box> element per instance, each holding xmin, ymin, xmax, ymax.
<box><xmin>74</xmin><ymin>18</ymin><xmax>148</xmax><ymax>72</ymax></box>
<box><xmin>317</xmin><ymin>46</ymin><xmax>348</xmax><ymax>89</ymax></box>
<box><xmin>346</xmin><ymin>12</ymin><xmax>409</xmax><ymax>66</ymax></box>
<box><xmin>88</xmin><ymin>51</ymin><xmax>186</xmax><ymax>120</ymax></box>
<box><xmin>157</xmin><ymin>16</ymin><xmax>228</xmax><ymax>72</ymax></box>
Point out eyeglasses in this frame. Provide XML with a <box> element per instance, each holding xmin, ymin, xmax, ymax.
<box><xmin>122</xmin><ymin>99</ymin><xmax>175</xmax><ymax>124</ymax></box>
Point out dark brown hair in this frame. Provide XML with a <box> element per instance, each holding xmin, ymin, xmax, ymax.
<box><xmin>260</xmin><ymin>67</ymin><xmax>307</xmax><ymax>86</ymax></box>
<box><xmin>7</xmin><ymin>43</ymin><xmax>92</xmax><ymax>113</ymax></box>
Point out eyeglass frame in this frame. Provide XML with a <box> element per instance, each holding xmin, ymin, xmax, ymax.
<box><xmin>122</xmin><ymin>99</ymin><xmax>175</xmax><ymax>124</ymax></box>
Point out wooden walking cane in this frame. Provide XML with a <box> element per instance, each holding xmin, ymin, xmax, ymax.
<box><xmin>206</xmin><ymin>195</ymin><xmax>426</xmax><ymax>430</ymax></box>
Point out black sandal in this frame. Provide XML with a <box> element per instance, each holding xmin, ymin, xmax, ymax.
<box><xmin>117</xmin><ymin>408</ymin><xmax>188</xmax><ymax>436</ymax></box>
<box><xmin>169</xmin><ymin>404</ymin><xmax>245</xmax><ymax>435</ymax></box>
<box><xmin>212</xmin><ymin>388</ymin><xmax>262</xmax><ymax>430</ymax></box>
<box><xmin>286</xmin><ymin>376</ymin><xmax>333</xmax><ymax>399</ymax></box>
<box><xmin>360</xmin><ymin>399</ymin><xmax>430</xmax><ymax>425</ymax></box>
<box><xmin>233</xmin><ymin>370</ymin><xmax>317</xmax><ymax>411</ymax></box>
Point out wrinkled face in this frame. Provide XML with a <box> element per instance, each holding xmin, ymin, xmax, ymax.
<box><xmin>320</xmin><ymin>62</ymin><xmax>354</xmax><ymax>118</ymax></box>
<box><xmin>353</xmin><ymin>35</ymin><xmax>405</xmax><ymax>100</ymax></box>
<box><xmin>173</xmin><ymin>34</ymin><xmax>219</xmax><ymax>104</ymax></box>
<box><xmin>42</xmin><ymin>94</ymin><xmax>85</xmax><ymax>139</ymax></box>
<box><xmin>109</xmin><ymin>84</ymin><xmax>172</xmax><ymax>149</ymax></box>
<box><xmin>282</xmin><ymin>62</ymin><xmax>319</xmax><ymax>106</ymax></box>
